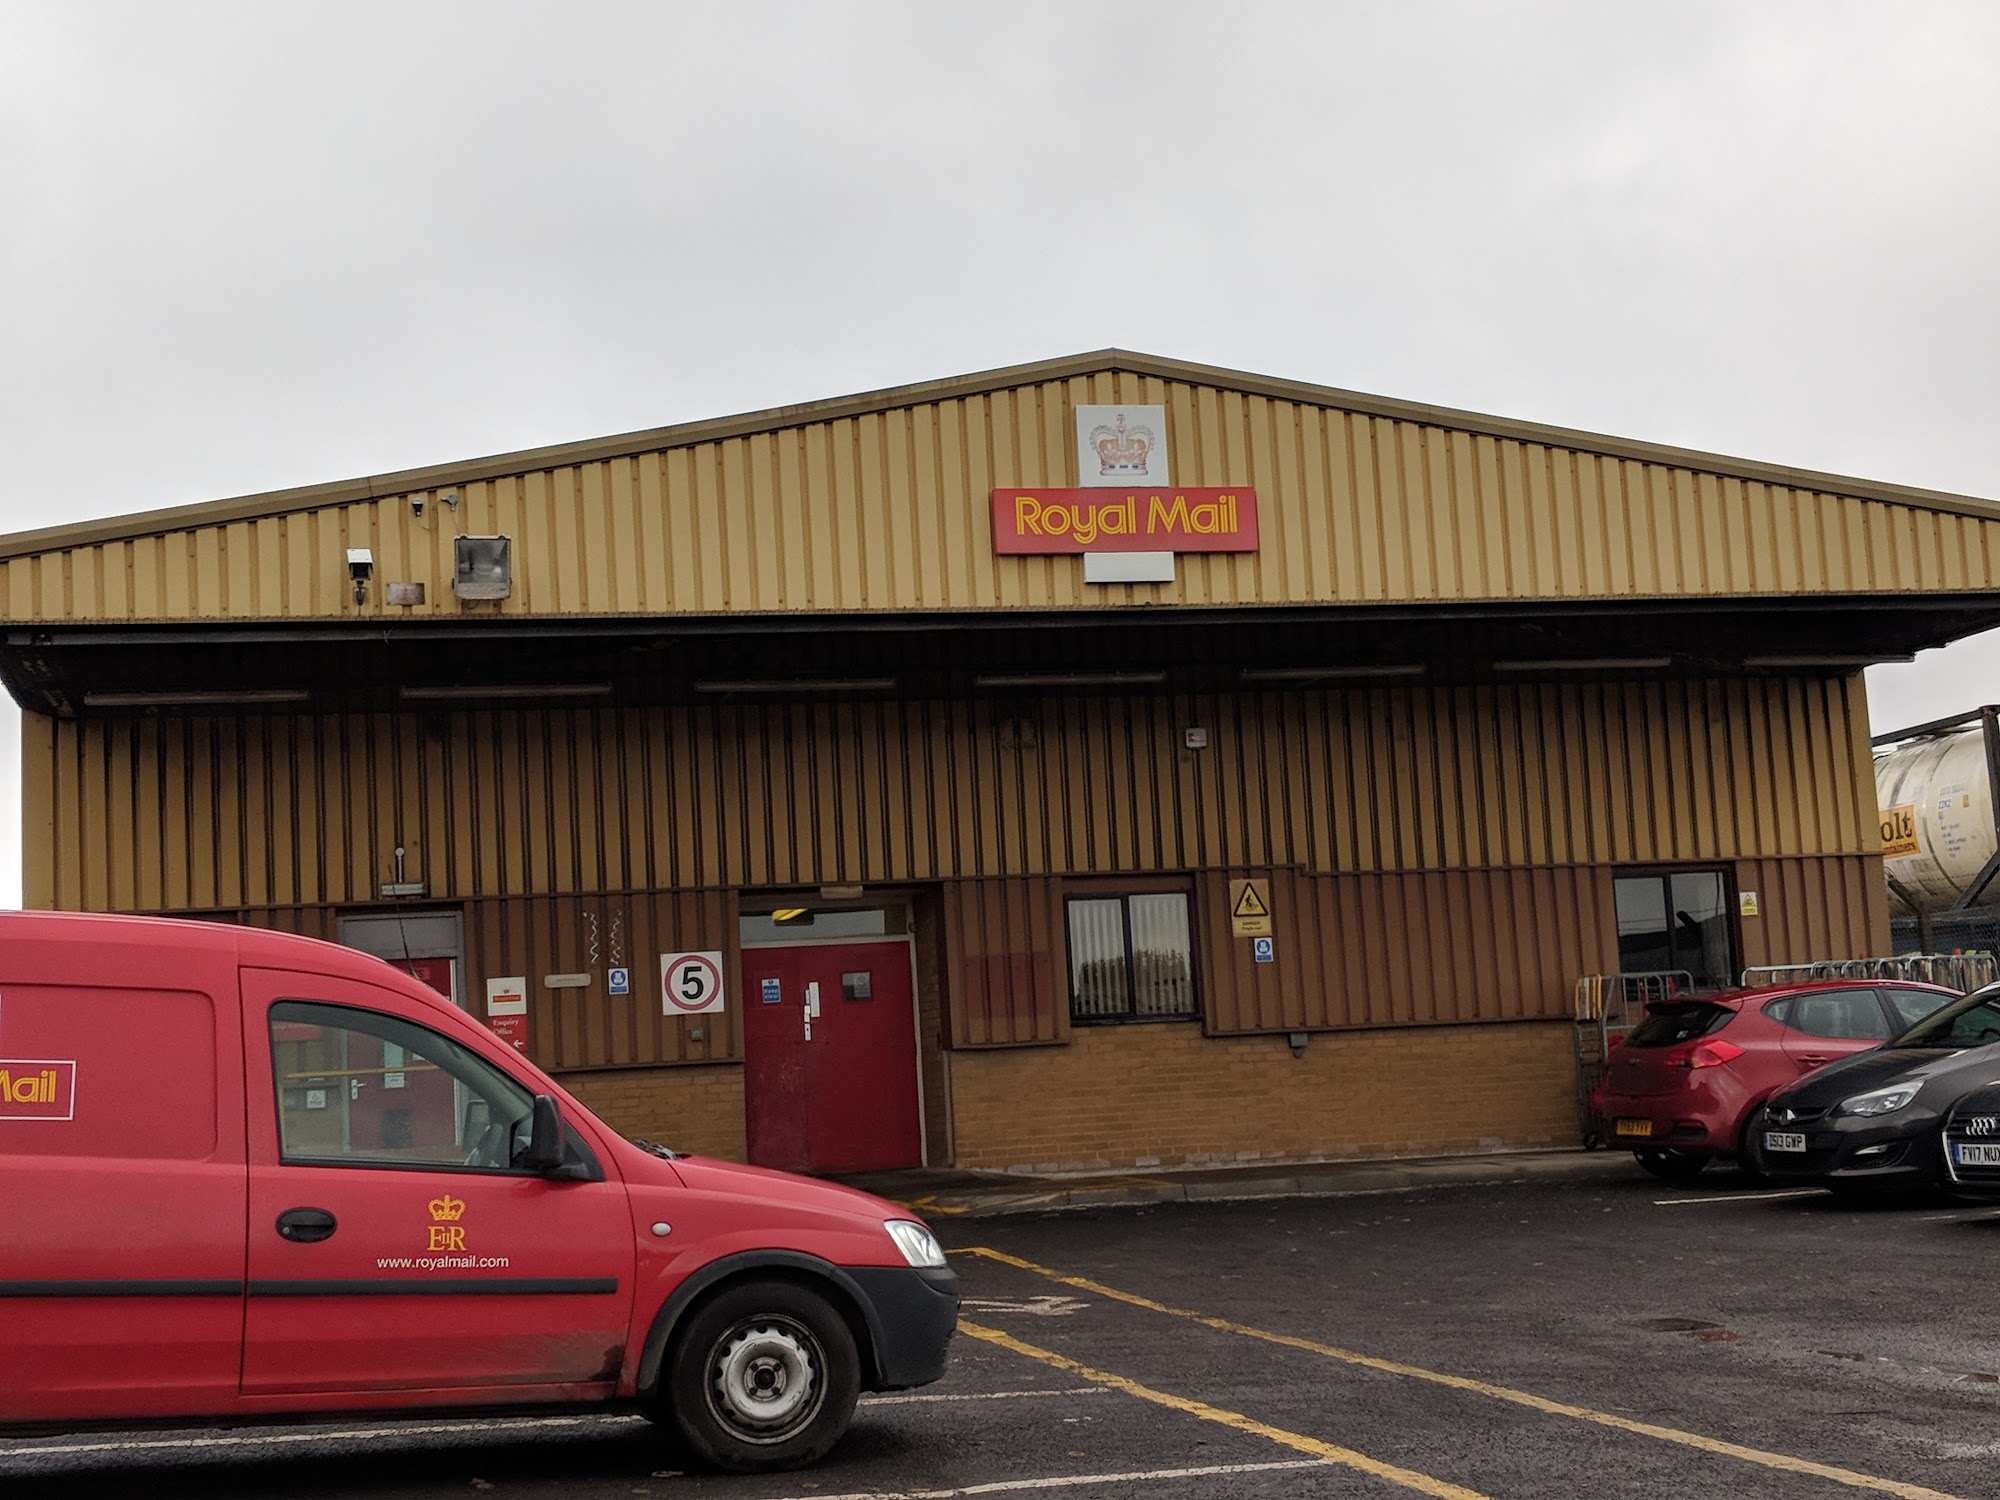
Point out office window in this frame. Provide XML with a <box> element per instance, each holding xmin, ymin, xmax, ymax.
<box><xmin>1068</xmin><ymin>892</ymin><xmax>1196</xmax><ymax>1023</ymax></box>
<box><xmin>1613</xmin><ymin>870</ymin><xmax>1733</xmax><ymax>988</ymax></box>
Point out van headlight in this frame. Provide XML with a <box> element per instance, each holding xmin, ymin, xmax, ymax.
<box><xmin>1841</xmin><ymin>1084</ymin><xmax>1920</xmax><ymax>1117</ymax></box>
<box><xmin>884</xmin><ymin>1219</ymin><xmax>946</xmax><ymax>1268</ymax></box>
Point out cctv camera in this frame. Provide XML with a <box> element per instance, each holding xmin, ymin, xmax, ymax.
<box><xmin>411</xmin><ymin>496</ymin><xmax>425</xmax><ymax>518</ymax></box>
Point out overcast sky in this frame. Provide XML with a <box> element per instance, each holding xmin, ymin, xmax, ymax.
<box><xmin>3</xmin><ymin>2</ymin><xmax>1998</xmax><ymax>910</ymax></box>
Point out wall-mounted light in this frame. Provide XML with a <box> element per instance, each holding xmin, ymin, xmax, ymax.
<box><xmin>1242</xmin><ymin>665</ymin><xmax>1427</xmax><ymax>683</ymax></box>
<box><xmin>347</xmin><ymin>547</ymin><xmax>375</xmax><ymax>605</ymax></box>
<box><xmin>454</xmin><ymin>535</ymin><xmax>512</xmax><ymax>600</ymax></box>
<box><xmin>1492</xmin><ymin>657</ymin><xmax>1673</xmax><ymax>673</ymax></box>
<box><xmin>400</xmin><ymin>683</ymin><xmax>611</xmax><ymax>702</ymax></box>
<box><xmin>1288</xmin><ymin>1030</ymin><xmax>1310</xmax><ymax>1059</ymax></box>
<box><xmin>694</xmin><ymin>678</ymin><xmax>897</xmax><ymax>695</ymax></box>
<box><xmin>82</xmin><ymin>688</ymin><xmax>312</xmax><ymax>709</ymax></box>
<box><xmin>974</xmin><ymin>671</ymin><xmax>1168</xmax><ymax>690</ymax></box>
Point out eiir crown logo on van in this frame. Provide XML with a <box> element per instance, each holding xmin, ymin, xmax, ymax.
<box><xmin>0</xmin><ymin>1060</ymin><xmax>77</xmax><ymax>1120</ymax></box>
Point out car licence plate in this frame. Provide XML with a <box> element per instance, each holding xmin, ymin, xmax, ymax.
<box><xmin>1764</xmin><ymin>1131</ymin><xmax>1806</xmax><ymax>1153</ymax></box>
<box><xmin>1614</xmin><ymin>1118</ymin><xmax>1652</xmax><ymax>1138</ymax></box>
<box><xmin>1953</xmin><ymin>1142</ymin><xmax>2000</xmax><ymax>1167</ymax></box>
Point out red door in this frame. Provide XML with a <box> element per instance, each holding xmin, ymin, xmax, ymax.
<box><xmin>742</xmin><ymin>941</ymin><xmax>922</xmax><ymax>1174</ymax></box>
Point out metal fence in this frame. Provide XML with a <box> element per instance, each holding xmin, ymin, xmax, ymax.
<box><xmin>1740</xmin><ymin>954</ymin><xmax>2000</xmax><ymax>994</ymax></box>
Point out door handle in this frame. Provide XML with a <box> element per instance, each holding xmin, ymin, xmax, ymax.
<box><xmin>276</xmin><ymin>1207</ymin><xmax>338</xmax><ymax>1243</ymax></box>
<box><xmin>1799</xmin><ymin>1055</ymin><xmax>1830</xmax><ymax>1067</ymax></box>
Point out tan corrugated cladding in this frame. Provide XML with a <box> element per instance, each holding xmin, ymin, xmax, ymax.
<box><xmin>7</xmin><ymin>356</ymin><xmax>2000</xmax><ymax>622</ymax></box>
<box><xmin>218</xmin><ymin>893</ymin><xmax>740</xmax><ymax>1073</ymax></box>
<box><xmin>26</xmin><ymin>671</ymin><xmax>1886</xmax><ymax>1044</ymax></box>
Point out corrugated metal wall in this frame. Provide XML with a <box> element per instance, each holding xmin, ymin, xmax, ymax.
<box><xmin>25</xmin><ymin>671</ymin><xmax>1888</xmax><ymax>1047</ymax></box>
<box><xmin>25</xmin><ymin>676</ymin><xmax>1877</xmax><ymax>912</ymax></box>
<box><xmin>8</xmin><ymin>372</ymin><xmax>1999</xmax><ymax>625</ymax></box>
<box><xmin>223</xmin><ymin>891</ymin><xmax>739</xmax><ymax>1072</ymax></box>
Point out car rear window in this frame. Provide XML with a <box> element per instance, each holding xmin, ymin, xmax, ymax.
<box><xmin>1625</xmin><ymin>1003</ymin><xmax>1734</xmax><ymax>1047</ymax></box>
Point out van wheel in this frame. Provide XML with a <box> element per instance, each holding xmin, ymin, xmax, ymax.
<box><xmin>1634</xmin><ymin>1149</ymin><xmax>1709</xmax><ymax>1182</ymax></box>
<box><xmin>664</xmin><ymin>1279</ymin><xmax>860</xmax><ymax>1473</ymax></box>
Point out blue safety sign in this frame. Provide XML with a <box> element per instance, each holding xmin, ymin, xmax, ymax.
<box><xmin>762</xmin><ymin>977</ymin><xmax>783</xmax><ymax>1004</ymax></box>
<box><xmin>608</xmin><ymin>967</ymin><xmax>630</xmax><ymax>996</ymax></box>
<box><xmin>1252</xmin><ymin>936</ymin><xmax>1275</xmax><ymax>964</ymax></box>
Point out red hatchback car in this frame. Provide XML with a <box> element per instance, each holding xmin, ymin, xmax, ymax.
<box><xmin>1599</xmin><ymin>980</ymin><xmax>1956</xmax><ymax>1180</ymax></box>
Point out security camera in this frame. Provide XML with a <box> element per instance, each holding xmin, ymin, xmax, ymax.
<box><xmin>410</xmin><ymin>496</ymin><xmax>424</xmax><ymax>518</ymax></box>
<box><xmin>347</xmin><ymin>547</ymin><xmax>375</xmax><ymax>604</ymax></box>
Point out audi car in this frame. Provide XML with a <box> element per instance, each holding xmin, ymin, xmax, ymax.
<box><xmin>1941</xmin><ymin>1082</ymin><xmax>2000</xmax><ymax>1194</ymax></box>
<box><xmin>1742</xmin><ymin>984</ymin><xmax>2000</xmax><ymax>1199</ymax></box>
<box><xmin>1598</xmin><ymin>980</ymin><xmax>1954</xmax><ymax>1181</ymax></box>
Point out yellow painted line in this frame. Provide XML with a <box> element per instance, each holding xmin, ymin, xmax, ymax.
<box><xmin>958</xmin><ymin>1247</ymin><xmax>1967</xmax><ymax>1500</ymax></box>
<box><xmin>958</xmin><ymin>1319</ymin><xmax>1489</xmax><ymax>1500</ymax></box>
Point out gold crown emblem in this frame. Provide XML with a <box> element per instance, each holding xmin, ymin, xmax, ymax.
<box><xmin>429</xmin><ymin>1193</ymin><xmax>466</xmax><ymax>1222</ymax></box>
<box><xmin>1089</xmin><ymin>414</ymin><xmax>1155</xmax><ymax>475</ymax></box>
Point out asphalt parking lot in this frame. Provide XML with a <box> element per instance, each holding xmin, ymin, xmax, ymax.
<box><xmin>9</xmin><ymin>1160</ymin><xmax>2000</xmax><ymax>1499</ymax></box>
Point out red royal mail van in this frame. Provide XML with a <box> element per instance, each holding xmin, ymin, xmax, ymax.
<box><xmin>0</xmin><ymin>911</ymin><xmax>957</xmax><ymax>1472</ymax></box>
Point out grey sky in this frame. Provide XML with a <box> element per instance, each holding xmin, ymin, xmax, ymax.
<box><xmin>4</xmin><ymin>2</ymin><xmax>1998</xmax><ymax>908</ymax></box>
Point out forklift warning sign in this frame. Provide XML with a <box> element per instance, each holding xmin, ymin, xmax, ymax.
<box><xmin>1229</xmin><ymin>879</ymin><xmax>1273</xmax><ymax>938</ymax></box>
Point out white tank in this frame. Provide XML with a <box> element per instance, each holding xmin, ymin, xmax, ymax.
<box><xmin>1875</xmin><ymin>728</ymin><xmax>1998</xmax><ymax>914</ymax></box>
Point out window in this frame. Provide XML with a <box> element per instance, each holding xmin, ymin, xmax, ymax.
<box><xmin>1625</xmin><ymin>1002</ymin><xmax>1734</xmax><ymax>1048</ymax></box>
<box><xmin>1613</xmin><ymin>870</ymin><xmax>1733</xmax><ymax>988</ymax></box>
<box><xmin>1775</xmin><ymin>989</ymin><xmax>1894</xmax><ymax>1042</ymax></box>
<box><xmin>1884</xmin><ymin>987</ymin><xmax>1950</xmax><ymax>1031</ymax></box>
<box><xmin>1067</xmin><ymin>892</ymin><xmax>1196</xmax><ymax>1023</ymax></box>
<box><xmin>270</xmin><ymin>1001</ymin><xmax>538</xmax><ymax>1171</ymax></box>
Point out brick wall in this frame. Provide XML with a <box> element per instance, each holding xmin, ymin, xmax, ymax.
<box><xmin>947</xmin><ymin>1019</ymin><xmax>1577</xmax><ymax>1172</ymax></box>
<box><xmin>559</xmin><ymin>1063</ymin><xmax>746</xmax><ymax>1160</ymax></box>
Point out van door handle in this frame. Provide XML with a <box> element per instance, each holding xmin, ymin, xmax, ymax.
<box><xmin>276</xmin><ymin>1207</ymin><xmax>338</xmax><ymax>1243</ymax></box>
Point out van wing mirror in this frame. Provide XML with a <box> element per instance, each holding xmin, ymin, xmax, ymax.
<box><xmin>525</xmin><ymin>1094</ymin><xmax>568</xmax><ymax>1175</ymax></box>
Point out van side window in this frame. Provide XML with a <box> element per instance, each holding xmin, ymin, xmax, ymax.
<box><xmin>269</xmin><ymin>1002</ymin><xmax>537</xmax><ymax>1171</ymax></box>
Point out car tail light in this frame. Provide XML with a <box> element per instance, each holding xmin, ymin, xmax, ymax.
<box><xmin>1668</xmin><ymin>1039</ymin><xmax>1745</xmax><ymax>1070</ymax></box>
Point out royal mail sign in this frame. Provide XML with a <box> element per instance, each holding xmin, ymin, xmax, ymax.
<box><xmin>0</xmin><ymin>1060</ymin><xmax>77</xmax><ymax>1120</ymax></box>
<box><xmin>992</xmin><ymin>488</ymin><xmax>1259</xmax><ymax>555</ymax></box>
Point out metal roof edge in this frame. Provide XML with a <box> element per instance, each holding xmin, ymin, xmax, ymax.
<box><xmin>4</xmin><ymin>348</ymin><xmax>1996</xmax><ymax>561</ymax></box>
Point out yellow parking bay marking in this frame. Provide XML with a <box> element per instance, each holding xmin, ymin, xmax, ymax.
<box><xmin>768</xmin><ymin>1458</ymin><xmax>1337</xmax><ymax>1499</ymax></box>
<box><xmin>960</xmin><ymin>1247</ymin><xmax>1968</xmax><ymax>1500</ymax></box>
<box><xmin>959</xmin><ymin>1318</ymin><xmax>1490</xmax><ymax>1500</ymax></box>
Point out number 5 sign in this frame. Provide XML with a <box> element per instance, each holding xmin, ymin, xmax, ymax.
<box><xmin>660</xmin><ymin>951</ymin><xmax>726</xmax><ymax>1015</ymax></box>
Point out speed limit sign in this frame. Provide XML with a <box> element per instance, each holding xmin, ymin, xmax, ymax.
<box><xmin>660</xmin><ymin>951</ymin><xmax>726</xmax><ymax>1015</ymax></box>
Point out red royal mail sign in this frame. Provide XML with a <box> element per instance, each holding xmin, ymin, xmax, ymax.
<box><xmin>992</xmin><ymin>487</ymin><xmax>1259</xmax><ymax>555</ymax></box>
<box><xmin>0</xmin><ymin>1060</ymin><xmax>77</xmax><ymax>1120</ymax></box>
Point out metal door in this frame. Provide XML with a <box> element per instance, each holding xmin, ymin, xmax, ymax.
<box><xmin>741</xmin><ymin>941</ymin><xmax>922</xmax><ymax>1174</ymax></box>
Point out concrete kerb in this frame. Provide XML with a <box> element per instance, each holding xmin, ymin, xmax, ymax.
<box><xmin>860</xmin><ymin>1148</ymin><xmax>1637</xmax><ymax>1219</ymax></box>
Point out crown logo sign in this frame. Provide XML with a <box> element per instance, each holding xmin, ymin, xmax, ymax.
<box><xmin>1089</xmin><ymin>414</ymin><xmax>1155</xmax><ymax>476</ymax></box>
<box><xmin>429</xmin><ymin>1193</ymin><xmax>466</xmax><ymax>1223</ymax></box>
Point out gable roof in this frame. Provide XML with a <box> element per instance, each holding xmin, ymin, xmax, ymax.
<box><xmin>5</xmin><ymin>345</ymin><xmax>2000</xmax><ymax>661</ymax></box>
<box><xmin>4</xmin><ymin>347</ymin><xmax>1995</xmax><ymax>563</ymax></box>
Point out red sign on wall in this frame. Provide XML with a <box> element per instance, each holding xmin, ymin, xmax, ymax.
<box><xmin>992</xmin><ymin>487</ymin><xmax>1259</xmax><ymax>555</ymax></box>
<box><xmin>0</xmin><ymin>1060</ymin><xmax>77</xmax><ymax>1120</ymax></box>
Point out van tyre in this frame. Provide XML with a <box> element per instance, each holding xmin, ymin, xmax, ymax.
<box><xmin>665</xmin><ymin>1279</ymin><xmax>860</xmax><ymax>1473</ymax></box>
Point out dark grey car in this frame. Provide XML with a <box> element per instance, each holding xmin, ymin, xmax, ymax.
<box><xmin>1741</xmin><ymin>984</ymin><xmax>2000</xmax><ymax>1198</ymax></box>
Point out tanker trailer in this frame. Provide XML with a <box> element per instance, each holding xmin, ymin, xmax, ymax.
<box><xmin>1874</xmin><ymin>706</ymin><xmax>2000</xmax><ymax>920</ymax></box>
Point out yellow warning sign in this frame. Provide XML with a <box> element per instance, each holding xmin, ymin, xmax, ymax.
<box><xmin>1229</xmin><ymin>878</ymin><xmax>1273</xmax><ymax>938</ymax></box>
